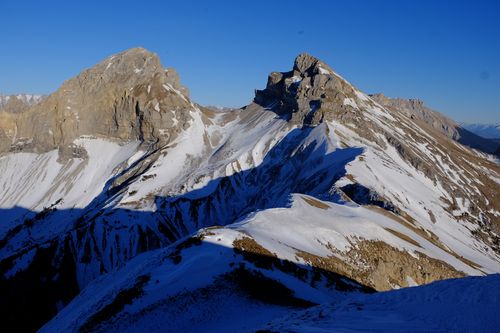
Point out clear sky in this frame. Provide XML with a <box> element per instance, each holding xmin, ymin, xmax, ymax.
<box><xmin>1</xmin><ymin>0</ymin><xmax>499</xmax><ymax>123</ymax></box>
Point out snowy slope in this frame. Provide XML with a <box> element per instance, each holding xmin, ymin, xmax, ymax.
<box><xmin>39</xmin><ymin>226</ymin><xmax>369</xmax><ymax>333</ymax></box>
<box><xmin>39</xmin><ymin>220</ymin><xmax>500</xmax><ymax>332</ymax></box>
<box><xmin>264</xmin><ymin>274</ymin><xmax>500</xmax><ymax>333</ymax></box>
<box><xmin>0</xmin><ymin>138</ymin><xmax>140</xmax><ymax>211</ymax></box>
<box><xmin>1</xmin><ymin>50</ymin><xmax>499</xmax><ymax>332</ymax></box>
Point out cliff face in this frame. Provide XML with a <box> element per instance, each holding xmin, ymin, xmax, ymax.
<box><xmin>254</xmin><ymin>53</ymin><xmax>362</xmax><ymax>126</ymax></box>
<box><xmin>0</xmin><ymin>48</ymin><xmax>193</xmax><ymax>155</ymax></box>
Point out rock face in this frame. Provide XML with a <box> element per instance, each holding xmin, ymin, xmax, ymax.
<box><xmin>0</xmin><ymin>48</ymin><xmax>193</xmax><ymax>155</ymax></box>
<box><xmin>254</xmin><ymin>53</ymin><xmax>359</xmax><ymax>126</ymax></box>
<box><xmin>370</xmin><ymin>93</ymin><xmax>500</xmax><ymax>156</ymax></box>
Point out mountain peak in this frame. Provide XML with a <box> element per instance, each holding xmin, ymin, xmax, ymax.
<box><xmin>254</xmin><ymin>53</ymin><xmax>357</xmax><ymax>125</ymax></box>
<box><xmin>95</xmin><ymin>47</ymin><xmax>189</xmax><ymax>96</ymax></box>
<box><xmin>79</xmin><ymin>47</ymin><xmax>163</xmax><ymax>85</ymax></box>
<box><xmin>0</xmin><ymin>48</ymin><xmax>194</xmax><ymax>155</ymax></box>
<box><xmin>119</xmin><ymin>46</ymin><xmax>153</xmax><ymax>55</ymax></box>
<box><xmin>104</xmin><ymin>47</ymin><xmax>160</xmax><ymax>67</ymax></box>
<box><xmin>293</xmin><ymin>53</ymin><xmax>334</xmax><ymax>76</ymax></box>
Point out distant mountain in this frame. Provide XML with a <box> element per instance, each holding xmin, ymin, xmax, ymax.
<box><xmin>0</xmin><ymin>49</ymin><xmax>499</xmax><ymax>332</ymax></box>
<box><xmin>370</xmin><ymin>93</ymin><xmax>500</xmax><ymax>157</ymax></box>
<box><xmin>461</xmin><ymin>122</ymin><xmax>500</xmax><ymax>139</ymax></box>
<box><xmin>0</xmin><ymin>93</ymin><xmax>44</xmax><ymax>113</ymax></box>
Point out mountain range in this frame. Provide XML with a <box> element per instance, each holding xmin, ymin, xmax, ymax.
<box><xmin>461</xmin><ymin>122</ymin><xmax>500</xmax><ymax>140</ymax></box>
<box><xmin>0</xmin><ymin>48</ymin><xmax>499</xmax><ymax>332</ymax></box>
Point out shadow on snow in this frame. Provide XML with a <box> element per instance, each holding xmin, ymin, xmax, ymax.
<box><xmin>0</xmin><ymin>127</ymin><xmax>363</xmax><ymax>332</ymax></box>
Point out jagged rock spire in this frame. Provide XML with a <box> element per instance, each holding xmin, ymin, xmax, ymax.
<box><xmin>254</xmin><ymin>53</ymin><xmax>358</xmax><ymax>126</ymax></box>
<box><xmin>293</xmin><ymin>53</ymin><xmax>334</xmax><ymax>76</ymax></box>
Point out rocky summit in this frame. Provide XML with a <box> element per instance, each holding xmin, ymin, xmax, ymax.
<box><xmin>0</xmin><ymin>48</ymin><xmax>499</xmax><ymax>332</ymax></box>
<box><xmin>255</xmin><ymin>53</ymin><xmax>360</xmax><ymax>125</ymax></box>
<box><xmin>0</xmin><ymin>48</ymin><xmax>193</xmax><ymax>155</ymax></box>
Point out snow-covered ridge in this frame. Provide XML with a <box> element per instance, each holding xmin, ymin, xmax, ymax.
<box><xmin>0</xmin><ymin>49</ymin><xmax>499</xmax><ymax>332</ymax></box>
<box><xmin>264</xmin><ymin>274</ymin><xmax>500</xmax><ymax>333</ymax></box>
<box><xmin>38</xmin><ymin>212</ymin><xmax>500</xmax><ymax>332</ymax></box>
<box><xmin>0</xmin><ymin>93</ymin><xmax>44</xmax><ymax>109</ymax></box>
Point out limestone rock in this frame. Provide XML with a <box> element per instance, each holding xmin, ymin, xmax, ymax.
<box><xmin>0</xmin><ymin>48</ymin><xmax>194</xmax><ymax>155</ymax></box>
<box><xmin>254</xmin><ymin>53</ymin><xmax>364</xmax><ymax>126</ymax></box>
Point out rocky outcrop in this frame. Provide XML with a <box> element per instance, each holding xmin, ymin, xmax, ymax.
<box><xmin>254</xmin><ymin>53</ymin><xmax>360</xmax><ymax>126</ymax></box>
<box><xmin>0</xmin><ymin>48</ymin><xmax>194</xmax><ymax>155</ymax></box>
<box><xmin>297</xmin><ymin>240</ymin><xmax>464</xmax><ymax>291</ymax></box>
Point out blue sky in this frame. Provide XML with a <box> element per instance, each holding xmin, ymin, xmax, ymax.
<box><xmin>1</xmin><ymin>0</ymin><xmax>499</xmax><ymax>123</ymax></box>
